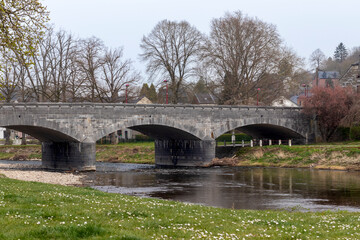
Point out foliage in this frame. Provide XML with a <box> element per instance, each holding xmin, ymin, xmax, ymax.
<box><xmin>2</xmin><ymin>177</ymin><xmax>360</xmax><ymax>239</ymax></box>
<box><xmin>0</xmin><ymin>0</ymin><xmax>49</xmax><ymax>57</ymax></box>
<box><xmin>139</xmin><ymin>83</ymin><xmax>149</xmax><ymax>97</ymax></box>
<box><xmin>334</xmin><ymin>42</ymin><xmax>348</xmax><ymax>62</ymax></box>
<box><xmin>193</xmin><ymin>79</ymin><xmax>209</xmax><ymax>94</ymax></box>
<box><xmin>302</xmin><ymin>86</ymin><xmax>355</xmax><ymax>142</ymax></box>
<box><xmin>140</xmin><ymin>20</ymin><xmax>204</xmax><ymax>104</ymax></box>
<box><xmin>216</xmin><ymin>133</ymin><xmax>252</xmax><ymax>142</ymax></box>
<box><xmin>139</xmin><ymin>83</ymin><xmax>157</xmax><ymax>103</ymax></box>
<box><xmin>350</xmin><ymin>125</ymin><xmax>360</xmax><ymax>140</ymax></box>
<box><xmin>134</xmin><ymin>134</ymin><xmax>154</xmax><ymax>142</ymax></box>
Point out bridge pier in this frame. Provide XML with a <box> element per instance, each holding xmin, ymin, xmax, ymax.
<box><xmin>155</xmin><ymin>139</ymin><xmax>215</xmax><ymax>167</ymax></box>
<box><xmin>42</xmin><ymin>142</ymin><xmax>96</xmax><ymax>171</ymax></box>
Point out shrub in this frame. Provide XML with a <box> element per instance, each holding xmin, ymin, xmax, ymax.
<box><xmin>135</xmin><ymin>134</ymin><xmax>154</xmax><ymax>142</ymax></box>
<box><xmin>350</xmin><ymin>125</ymin><xmax>360</xmax><ymax>140</ymax></box>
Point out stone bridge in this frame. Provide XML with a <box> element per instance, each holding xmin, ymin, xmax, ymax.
<box><xmin>0</xmin><ymin>103</ymin><xmax>315</xmax><ymax>170</ymax></box>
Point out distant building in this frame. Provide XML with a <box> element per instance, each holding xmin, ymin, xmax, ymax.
<box><xmin>271</xmin><ymin>96</ymin><xmax>298</xmax><ymax>107</ymax></box>
<box><xmin>339</xmin><ymin>60</ymin><xmax>360</xmax><ymax>93</ymax></box>
<box><xmin>0</xmin><ymin>127</ymin><xmax>4</xmax><ymax>139</ymax></box>
<box><xmin>157</xmin><ymin>87</ymin><xmax>191</xmax><ymax>104</ymax></box>
<box><xmin>313</xmin><ymin>70</ymin><xmax>340</xmax><ymax>88</ymax></box>
<box><xmin>136</xmin><ymin>96</ymin><xmax>153</xmax><ymax>105</ymax></box>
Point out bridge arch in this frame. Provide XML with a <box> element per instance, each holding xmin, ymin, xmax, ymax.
<box><xmin>0</xmin><ymin>113</ymin><xmax>81</xmax><ymax>142</ymax></box>
<box><xmin>214</xmin><ymin>117</ymin><xmax>307</xmax><ymax>140</ymax></box>
<box><xmin>0</xmin><ymin>125</ymin><xmax>79</xmax><ymax>142</ymax></box>
<box><xmin>93</xmin><ymin>116</ymin><xmax>203</xmax><ymax>141</ymax></box>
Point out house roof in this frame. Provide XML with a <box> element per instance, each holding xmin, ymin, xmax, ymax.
<box><xmin>271</xmin><ymin>96</ymin><xmax>298</xmax><ymax>107</ymax></box>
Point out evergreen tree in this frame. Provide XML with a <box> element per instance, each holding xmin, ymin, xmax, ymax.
<box><xmin>139</xmin><ymin>83</ymin><xmax>150</xmax><ymax>97</ymax></box>
<box><xmin>148</xmin><ymin>84</ymin><xmax>158</xmax><ymax>102</ymax></box>
<box><xmin>334</xmin><ymin>42</ymin><xmax>348</xmax><ymax>62</ymax></box>
<box><xmin>193</xmin><ymin>79</ymin><xmax>209</xmax><ymax>93</ymax></box>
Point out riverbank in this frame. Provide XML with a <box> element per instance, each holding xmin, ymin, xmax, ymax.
<box><xmin>0</xmin><ymin>176</ymin><xmax>359</xmax><ymax>239</ymax></box>
<box><xmin>0</xmin><ymin>162</ymin><xmax>84</xmax><ymax>185</ymax></box>
<box><xmin>0</xmin><ymin>142</ymin><xmax>155</xmax><ymax>164</ymax></box>
<box><xmin>210</xmin><ymin>141</ymin><xmax>360</xmax><ymax>171</ymax></box>
<box><xmin>1</xmin><ymin>141</ymin><xmax>360</xmax><ymax>170</ymax></box>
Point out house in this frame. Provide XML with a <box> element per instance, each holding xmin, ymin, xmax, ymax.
<box><xmin>339</xmin><ymin>60</ymin><xmax>360</xmax><ymax>93</ymax></box>
<box><xmin>313</xmin><ymin>70</ymin><xmax>340</xmax><ymax>88</ymax></box>
<box><xmin>271</xmin><ymin>96</ymin><xmax>299</xmax><ymax>107</ymax></box>
<box><xmin>136</xmin><ymin>96</ymin><xmax>153</xmax><ymax>105</ymax></box>
<box><xmin>157</xmin><ymin>87</ymin><xmax>191</xmax><ymax>104</ymax></box>
<box><xmin>0</xmin><ymin>127</ymin><xmax>5</xmax><ymax>139</ymax></box>
<box><xmin>192</xmin><ymin>93</ymin><xmax>217</xmax><ymax>105</ymax></box>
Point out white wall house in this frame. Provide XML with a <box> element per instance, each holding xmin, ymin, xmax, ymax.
<box><xmin>0</xmin><ymin>127</ymin><xmax>5</xmax><ymax>139</ymax></box>
<box><xmin>271</xmin><ymin>96</ymin><xmax>299</xmax><ymax>107</ymax></box>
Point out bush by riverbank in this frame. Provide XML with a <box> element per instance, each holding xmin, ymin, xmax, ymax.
<box><xmin>0</xmin><ymin>176</ymin><xmax>360</xmax><ymax>239</ymax></box>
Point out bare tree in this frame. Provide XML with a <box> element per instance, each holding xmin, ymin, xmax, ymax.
<box><xmin>140</xmin><ymin>20</ymin><xmax>204</xmax><ymax>103</ymax></box>
<box><xmin>47</xmin><ymin>30</ymin><xmax>78</xmax><ymax>102</ymax></box>
<box><xmin>98</xmin><ymin>47</ymin><xmax>140</xmax><ymax>102</ymax></box>
<box><xmin>77</xmin><ymin>37</ymin><xmax>104</xmax><ymax>102</ymax></box>
<box><xmin>202</xmin><ymin>11</ymin><xmax>282</xmax><ymax>105</ymax></box>
<box><xmin>309</xmin><ymin>48</ymin><xmax>325</xmax><ymax>69</ymax></box>
<box><xmin>15</xmin><ymin>28</ymin><xmax>54</xmax><ymax>102</ymax></box>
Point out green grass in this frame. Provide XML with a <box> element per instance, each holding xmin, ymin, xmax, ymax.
<box><xmin>235</xmin><ymin>143</ymin><xmax>360</xmax><ymax>169</ymax></box>
<box><xmin>0</xmin><ymin>177</ymin><xmax>360</xmax><ymax>239</ymax></box>
<box><xmin>96</xmin><ymin>142</ymin><xmax>155</xmax><ymax>164</ymax></box>
<box><xmin>0</xmin><ymin>142</ymin><xmax>156</xmax><ymax>163</ymax></box>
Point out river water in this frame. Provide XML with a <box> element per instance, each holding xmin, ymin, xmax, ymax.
<box><xmin>2</xmin><ymin>160</ymin><xmax>360</xmax><ymax>211</ymax></box>
<box><xmin>85</xmin><ymin>163</ymin><xmax>360</xmax><ymax>212</ymax></box>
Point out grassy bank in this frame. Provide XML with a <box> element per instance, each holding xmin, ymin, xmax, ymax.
<box><xmin>0</xmin><ymin>176</ymin><xmax>360</xmax><ymax>239</ymax></box>
<box><xmin>223</xmin><ymin>141</ymin><xmax>360</xmax><ymax>170</ymax></box>
<box><xmin>95</xmin><ymin>142</ymin><xmax>154</xmax><ymax>164</ymax></box>
<box><xmin>0</xmin><ymin>143</ymin><xmax>155</xmax><ymax>164</ymax></box>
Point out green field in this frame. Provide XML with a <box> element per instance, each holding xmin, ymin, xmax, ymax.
<box><xmin>1</xmin><ymin>176</ymin><xmax>360</xmax><ymax>239</ymax></box>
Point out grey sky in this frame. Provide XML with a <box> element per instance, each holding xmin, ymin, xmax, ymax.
<box><xmin>43</xmin><ymin>0</ymin><xmax>360</xmax><ymax>77</ymax></box>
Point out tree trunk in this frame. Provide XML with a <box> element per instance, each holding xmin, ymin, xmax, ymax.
<box><xmin>4</xmin><ymin>129</ymin><xmax>12</xmax><ymax>145</ymax></box>
<box><xmin>110</xmin><ymin>132</ymin><xmax>118</xmax><ymax>145</ymax></box>
<box><xmin>21</xmin><ymin>133</ymin><xmax>27</xmax><ymax>145</ymax></box>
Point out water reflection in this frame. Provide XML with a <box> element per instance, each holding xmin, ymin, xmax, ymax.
<box><xmin>86</xmin><ymin>165</ymin><xmax>360</xmax><ymax>211</ymax></box>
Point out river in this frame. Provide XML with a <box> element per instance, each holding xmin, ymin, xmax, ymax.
<box><xmin>85</xmin><ymin>162</ymin><xmax>360</xmax><ymax>212</ymax></box>
<box><xmin>2</xmin><ymin>160</ymin><xmax>360</xmax><ymax>211</ymax></box>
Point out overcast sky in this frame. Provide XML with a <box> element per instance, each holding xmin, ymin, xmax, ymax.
<box><xmin>42</xmin><ymin>0</ymin><xmax>360</xmax><ymax>79</ymax></box>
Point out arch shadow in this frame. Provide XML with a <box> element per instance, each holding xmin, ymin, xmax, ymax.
<box><xmin>1</xmin><ymin>125</ymin><xmax>79</xmax><ymax>142</ymax></box>
<box><xmin>237</xmin><ymin>124</ymin><xmax>305</xmax><ymax>140</ymax></box>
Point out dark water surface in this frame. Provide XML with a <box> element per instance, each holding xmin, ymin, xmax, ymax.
<box><xmin>85</xmin><ymin>163</ymin><xmax>360</xmax><ymax>211</ymax></box>
<box><xmin>2</xmin><ymin>160</ymin><xmax>360</xmax><ymax>211</ymax></box>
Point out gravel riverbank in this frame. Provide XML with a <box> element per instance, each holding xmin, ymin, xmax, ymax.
<box><xmin>0</xmin><ymin>163</ymin><xmax>84</xmax><ymax>186</ymax></box>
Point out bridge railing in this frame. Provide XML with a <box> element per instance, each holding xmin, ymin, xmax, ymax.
<box><xmin>0</xmin><ymin>102</ymin><xmax>303</xmax><ymax>111</ymax></box>
<box><xmin>217</xmin><ymin>139</ymin><xmax>295</xmax><ymax>147</ymax></box>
